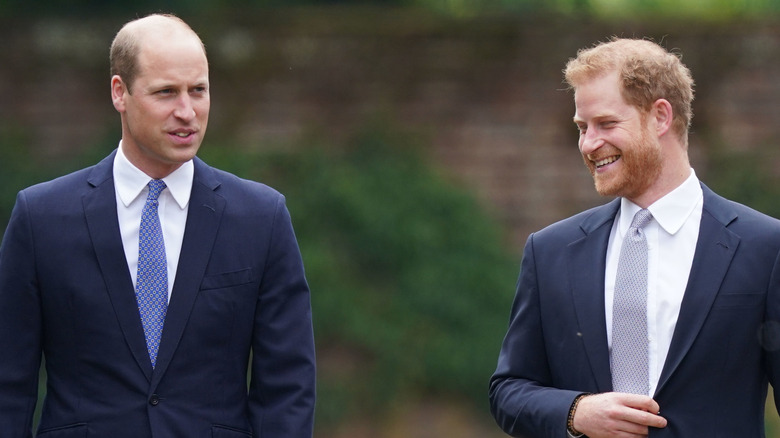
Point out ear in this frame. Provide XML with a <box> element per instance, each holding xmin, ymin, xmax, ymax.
<box><xmin>111</xmin><ymin>75</ymin><xmax>127</xmax><ymax>112</ymax></box>
<box><xmin>651</xmin><ymin>98</ymin><xmax>673</xmax><ymax>137</ymax></box>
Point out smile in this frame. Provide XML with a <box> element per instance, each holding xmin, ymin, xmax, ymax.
<box><xmin>594</xmin><ymin>155</ymin><xmax>619</xmax><ymax>168</ymax></box>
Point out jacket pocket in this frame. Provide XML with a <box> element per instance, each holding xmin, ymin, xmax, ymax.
<box><xmin>37</xmin><ymin>423</ymin><xmax>88</xmax><ymax>438</ymax></box>
<box><xmin>200</xmin><ymin>268</ymin><xmax>255</xmax><ymax>291</ymax></box>
<box><xmin>212</xmin><ymin>425</ymin><xmax>253</xmax><ymax>437</ymax></box>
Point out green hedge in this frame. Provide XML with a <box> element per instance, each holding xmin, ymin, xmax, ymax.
<box><xmin>201</xmin><ymin>124</ymin><xmax>518</xmax><ymax>426</ymax></box>
<box><xmin>4</xmin><ymin>0</ymin><xmax>780</xmax><ymax>20</ymax></box>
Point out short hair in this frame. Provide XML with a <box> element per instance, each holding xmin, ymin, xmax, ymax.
<box><xmin>109</xmin><ymin>13</ymin><xmax>205</xmax><ymax>93</ymax></box>
<box><xmin>564</xmin><ymin>38</ymin><xmax>695</xmax><ymax>144</ymax></box>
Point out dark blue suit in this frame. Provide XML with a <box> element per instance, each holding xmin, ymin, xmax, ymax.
<box><xmin>490</xmin><ymin>184</ymin><xmax>780</xmax><ymax>437</ymax></box>
<box><xmin>0</xmin><ymin>151</ymin><xmax>316</xmax><ymax>437</ymax></box>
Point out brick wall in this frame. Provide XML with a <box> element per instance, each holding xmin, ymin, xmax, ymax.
<box><xmin>2</xmin><ymin>11</ymin><xmax>780</xmax><ymax>249</ymax></box>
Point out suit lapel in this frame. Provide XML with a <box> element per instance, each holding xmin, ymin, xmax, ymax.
<box><xmin>568</xmin><ymin>199</ymin><xmax>620</xmax><ymax>393</ymax></box>
<box><xmin>83</xmin><ymin>152</ymin><xmax>153</xmax><ymax>381</ymax></box>
<box><xmin>655</xmin><ymin>185</ymin><xmax>739</xmax><ymax>396</ymax></box>
<box><xmin>151</xmin><ymin>158</ymin><xmax>224</xmax><ymax>387</ymax></box>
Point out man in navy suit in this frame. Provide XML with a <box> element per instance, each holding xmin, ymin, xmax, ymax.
<box><xmin>0</xmin><ymin>14</ymin><xmax>315</xmax><ymax>437</ymax></box>
<box><xmin>490</xmin><ymin>38</ymin><xmax>780</xmax><ymax>437</ymax></box>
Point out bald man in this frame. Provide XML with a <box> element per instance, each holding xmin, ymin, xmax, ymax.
<box><xmin>0</xmin><ymin>14</ymin><xmax>316</xmax><ymax>438</ymax></box>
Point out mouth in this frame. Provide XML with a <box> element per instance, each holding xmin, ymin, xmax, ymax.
<box><xmin>171</xmin><ymin>130</ymin><xmax>195</xmax><ymax>137</ymax></box>
<box><xmin>593</xmin><ymin>155</ymin><xmax>620</xmax><ymax>169</ymax></box>
<box><xmin>168</xmin><ymin>129</ymin><xmax>198</xmax><ymax>143</ymax></box>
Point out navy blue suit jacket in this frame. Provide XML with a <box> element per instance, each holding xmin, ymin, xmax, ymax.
<box><xmin>0</xmin><ymin>151</ymin><xmax>316</xmax><ymax>437</ymax></box>
<box><xmin>490</xmin><ymin>184</ymin><xmax>780</xmax><ymax>437</ymax></box>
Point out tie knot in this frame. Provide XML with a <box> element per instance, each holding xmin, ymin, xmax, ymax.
<box><xmin>630</xmin><ymin>208</ymin><xmax>653</xmax><ymax>230</ymax></box>
<box><xmin>147</xmin><ymin>179</ymin><xmax>166</xmax><ymax>201</ymax></box>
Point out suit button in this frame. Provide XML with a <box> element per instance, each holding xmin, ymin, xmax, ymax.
<box><xmin>149</xmin><ymin>394</ymin><xmax>160</xmax><ymax>406</ymax></box>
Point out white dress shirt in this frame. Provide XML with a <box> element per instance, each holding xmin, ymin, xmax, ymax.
<box><xmin>604</xmin><ymin>169</ymin><xmax>703</xmax><ymax>396</ymax></box>
<box><xmin>113</xmin><ymin>142</ymin><xmax>193</xmax><ymax>301</ymax></box>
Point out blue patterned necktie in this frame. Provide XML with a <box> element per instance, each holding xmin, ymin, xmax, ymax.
<box><xmin>135</xmin><ymin>179</ymin><xmax>168</xmax><ymax>368</ymax></box>
<box><xmin>611</xmin><ymin>208</ymin><xmax>653</xmax><ymax>395</ymax></box>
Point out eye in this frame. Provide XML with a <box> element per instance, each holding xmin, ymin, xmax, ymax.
<box><xmin>575</xmin><ymin>124</ymin><xmax>587</xmax><ymax>135</ymax></box>
<box><xmin>191</xmin><ymin>82</ymin><xmax>208</xmax><ymax>91</ymax></box>
<box><xmin>601</xmin><ymin>120</ymin><xmax>617</xmax><ymax>128</ymax></box>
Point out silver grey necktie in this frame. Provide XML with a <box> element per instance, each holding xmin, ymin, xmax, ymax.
<box><xmin>611</xmin><ymin>208</ymin><xmax>653</xmax><ymax>395</ymax></box>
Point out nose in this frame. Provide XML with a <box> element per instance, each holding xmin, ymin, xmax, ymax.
<box><xmin>579</xmin><ymin>127</ymin><xmax>604</xmax><ymax>156</ymax></box>
<box><xmin>173</xmin><ymin>95</ymin><xmax>196</xmax><ymax>121</ymax></box>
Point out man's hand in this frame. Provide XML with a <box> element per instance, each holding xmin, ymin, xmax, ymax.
<box><xmin>572</xmin><ymin>392</ymin><xmax>667</xmax><ymax>437</ymax></box>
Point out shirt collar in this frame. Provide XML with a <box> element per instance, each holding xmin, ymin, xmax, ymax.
<box><xmin>113</xmin><ymin>141</ymin><xmax>194</xmax><ymax>209</ymax></box>
<box><xmin>618</xmin><ymin>169</ymin><xmax>703</xmax><ymax>236</ymax></box>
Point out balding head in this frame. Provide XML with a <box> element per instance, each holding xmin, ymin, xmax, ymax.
<box><xmin>110</xmin><ymin>14</ymin><xmax>206</xmax><ymax>94</ymax></box>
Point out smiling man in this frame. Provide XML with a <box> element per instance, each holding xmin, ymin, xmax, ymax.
<box><xmin>489</xmin><ymin>38</ymin><xmax>780</xmax><ymax>437</ymax></box>
<box><xmin>0</xmin><ymin>14</ymin><xmax>315</xmax><ymax>438</ymax></box>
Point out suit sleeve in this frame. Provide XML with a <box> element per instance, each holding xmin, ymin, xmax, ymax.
<box><xmin>0</xmin><ymin>191</ymin><xmax>43</xmax><ymax>437</ymax></box>
<box><xmin>248</xmin><ymin>194</ymin><xmax>315</xmax><ymax>438</ymax></box>
<box><xmin>489</xmin><ymin>232</ymin><xmax>581</xmax><ymax>438</ymax></box>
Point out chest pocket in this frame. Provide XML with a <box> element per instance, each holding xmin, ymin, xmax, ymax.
<box><xmin>200</xmin><ymin>268</ymin><xmax>255</xmax><ymax>291</ymax></box>
<box><xmin>710</xmin><ymin>292</ymin><xmax>764</xmax><ymax>309</ymax></box>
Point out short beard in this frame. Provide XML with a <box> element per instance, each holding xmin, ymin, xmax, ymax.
<box><xmin>587</xmin><ymin>124</ymin><xmax>663</xmax><ymax>199</ymax></box>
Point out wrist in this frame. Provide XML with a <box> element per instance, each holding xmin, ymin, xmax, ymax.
<box><xmin>567</xmin><ymin>393</ymin><xmax>589</xmax><ymax>437</ymax></box>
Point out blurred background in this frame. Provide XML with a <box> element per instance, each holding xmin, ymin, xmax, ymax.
<box><xmin>2</xmin><ymin>0</ymin><xmax>780</xmax><ymax>436</ymax></box>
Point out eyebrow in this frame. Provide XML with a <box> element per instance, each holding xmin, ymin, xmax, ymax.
<box><xmin>573</xmin><ymin>112</ymin><xmax>620</xmax><ymax>124</ymax></box>
<box><xmin>147</xmin><ymin>79</ymin><xmax>209</xmax><ymax>90</ymax></box>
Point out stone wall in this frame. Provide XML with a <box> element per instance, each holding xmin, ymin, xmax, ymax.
<box><xmin>2</xmin><ymin>10</ymin><xmax>780</xmax><ymax>249</ymax></box>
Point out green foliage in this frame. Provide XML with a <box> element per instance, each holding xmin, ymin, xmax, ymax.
<box><xmin>0</xmin><ymin>124</ymin><xmax>115</xmax><ymax>232</ymax></box>
<box><xmin>201</xmin><ymin>124</ymin><xmax>518</xmax><ymax>427</ymax></box>
<box><xmin>0</xmin><ymin>124</ymin><xmax>73</xmax><ymax>230</ymax></box>
<box><xmin>399</xmin><ymin>0</ymin><xmax>780</xmax><ymax>20</ymax></box>
<box><xmin>3</xmin><ymin>0</ymin><xmax>780</xmax><ymax>20</ymax></box>
<box><xmin>579</xmin><ymin>0</ymin><xmax>780</xmax><ymax>20</ymax></box>
<box><xmin>705</xmin><ymin>144</ymin><xmax>780</xmax><ymax>220</ymax></box>
<box><xmin>0</xmin><ymin>125</ymin><xmax>35</xmax><ymax>229</ymax></box>
<box><xmin>769</xmin><ymin>394</ymin><xmax>780</xmax><ymax>437</ymax></box>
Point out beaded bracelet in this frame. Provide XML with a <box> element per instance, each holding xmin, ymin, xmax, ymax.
<box><xmin>567</xmin><ymin>393</ymin><xmax>589</xmax><ymax>437</ymax></box>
